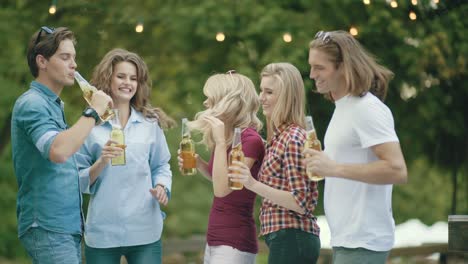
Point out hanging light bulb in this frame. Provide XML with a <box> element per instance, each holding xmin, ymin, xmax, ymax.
<box><xmin>409</xmin><ymin>11</ymin><xmax>417</xmax><ymax>20</ymax></box>
<box><xmin>363</xmin><ymin>0</ymin><xmax>371</xmax><ymax>5</ymax></box>
<box><xmin>411</xmin><ymin>0</ymin><xmax>418</xmax><ymax>5</ymax></box>
<box><xmin>49</xmin><ymin>4</ymin><xmax>56</xmax><ymax>14</ymax></box>
<box><xmin>349</xmin><ymin>27</ymin><xmax>358</xmax><ymax>36</ymax></box>
<box><xmin>49</xmin><ymin>5</ymin><xmax>56</xmax><ymax>14</ymax></box>
<box><xmin>282</xmin><ymin>33</ymin><xmax>292</xmax><ymax>43</ymax></box>
<box><xmin>390</xmin><ymin>0</ymin><xmax>398</xmax><ymax>8</ymax></box>
<box><xmin>216</xmin><ymin>32</ymin><xmax>225</xmax><ymax>42</ymax></box>
<box><xmin>433</xmin><ymin>0</ymin><xmax>439</xmax><ymax>3</ymax></box>
<box><xmin>135</xmin><ymin>21</ymin><xmax>144</xmax><ymax>33</ymax></box>
<box><xmin>49</xmin><ymin>0</ymin><xmax>57</xmax><ymax>15</ymax></box>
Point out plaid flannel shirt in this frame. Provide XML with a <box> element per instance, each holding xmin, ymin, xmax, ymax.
<box><xmin>258</xmin><ymin>123</ymin><xmax>320</xmax><ymax>237</ymax></box>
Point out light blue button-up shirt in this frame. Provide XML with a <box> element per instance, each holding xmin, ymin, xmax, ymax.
<box><xmin>11</xmin><ymin>81</ymin><xmax>83</xmax><ymax>236</ymax></box>
<box><xmin>76</xmin><ymin>107</ymin><xmax>172</xmax><ymax>248</ymax></box>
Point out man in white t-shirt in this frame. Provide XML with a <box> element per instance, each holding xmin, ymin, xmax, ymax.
<box><xmin>303</xmin><ymin>30</ymin><xmax>408</xmax><ymax>264</ymax></box>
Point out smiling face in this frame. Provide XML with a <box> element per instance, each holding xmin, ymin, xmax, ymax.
<box><xmin>110</xmin><ymin>61</ymin><xmax>138</xmax><ymax>105</ymax></box>
<box><xmin>308</xmin><ymin>48</ymin><xmax>347</xmax><ymax>100</ymax></box>
<box><xmin>259</xmin><ymin>75</ymin><xmax>279</xmax><ymax>119</ymax></box>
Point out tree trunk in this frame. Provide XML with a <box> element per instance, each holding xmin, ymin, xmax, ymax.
<box><xmin>451</xmin><ymin>166</ymin><xmax>458</xmax><ymax>214</ymax></box>
<box><xmin>462</xmin><ymin>169</ymin><xmax>468</xmax><ymax>215</ymax></box>
<box><xmin>0</xmin><ymin>113</ymin><xmax>12</xmax><ymax>155</ymax></box>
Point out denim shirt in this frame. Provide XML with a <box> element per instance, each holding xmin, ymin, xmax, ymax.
<box><xmin>76</xmin><ymin>108</ymin><xmax>172</xmax><ymax>248</ymax></box>
<box><xmin>11</xmin><ymin>81</ymin><xmax>83</xmax><ymax>237</ymax></box>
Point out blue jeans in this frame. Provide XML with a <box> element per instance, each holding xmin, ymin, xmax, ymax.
<box><xmin>265</xmin><ymin>228</ymin><xmax>320</xmax><ymax>264</ymax></box>
<box><xmin>19</xmin><ymin>227</ymin><xmax>82</xmax><ymax>264</ymax></box>
<box><xmin>332</xmin><ymin>247</ymin><xmax>390</xmax><ymax>264</ymax></box>
<box><xmin>85</xmin><ymin>239</ymin><xmax>162</xmax><ymax>264</ymax></box>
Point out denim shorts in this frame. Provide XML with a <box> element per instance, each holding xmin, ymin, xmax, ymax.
<box><xmin>19</xmin><ymin>227</ymin><xmax>82</xmax><ymax>264</ymax></box>
<box><xmin>203</xmin><ymin>244</ymin><xmax>256</xmax><ymax>264</ymax></box>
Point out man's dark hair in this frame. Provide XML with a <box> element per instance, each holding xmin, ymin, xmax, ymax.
<box><xmin>27</xmin><ymin>27</ymin><xmax>76</xmax><ymax>77</ymax></box>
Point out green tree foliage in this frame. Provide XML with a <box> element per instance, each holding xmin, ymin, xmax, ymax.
<box><xmin>0</xmin><ymin>0</ymin><xmax>466</xmax><ymax>260</ymax></box>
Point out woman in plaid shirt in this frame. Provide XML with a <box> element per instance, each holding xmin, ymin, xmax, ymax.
<box><xmin>230</xmin><ymin>63</ymin><xmax>321</xmax><ymax>264</ymax></box>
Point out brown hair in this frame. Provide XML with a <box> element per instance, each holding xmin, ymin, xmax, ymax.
<box><xmin>91</xmin><ymin>48</ymin><xmax>175</xmax><ymax>129</ymax></box>
<box><xmin>309</xmin><ymin>30</ymin><xmax>394</xmax><ymax>101</ymax></box>
<box><xmin>27</xmin><ymin>27</ymin><xmax>76</xmax><ymax>77</ymax></box>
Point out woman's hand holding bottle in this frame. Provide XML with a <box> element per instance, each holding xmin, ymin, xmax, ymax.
<box><xmin>98</xmin><ymin>139</ymin><xmax>124</xmax><ymax>165</ymax></box>
<box><xmin>228</xmin><ymin>161</ymin><xmax>257</xmax><ymax>189</ymax></box>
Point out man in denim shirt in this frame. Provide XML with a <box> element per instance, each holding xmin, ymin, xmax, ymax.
<box><xmin>11</xmin><ymin>26</ymin><xmax>113</xmax><ymax>264</ymax></box>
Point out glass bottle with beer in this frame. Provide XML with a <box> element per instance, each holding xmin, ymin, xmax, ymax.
<box><xmin>74</xmin><ymin>71</ymin><xmax>114</xmax><ymax>122</ymax></box>
<box><xmin>305</xmin><ymin>115</ymin><xmax>323</xmax><ymax>181</ymax></box>
<box><xmin>110</xmin><ymin>109</ymin><xmax>126</xmax><ymax>166</ymax></box>
<box><xmin>180</xmin><ymin>118</ymin><xmax>197</xmax><ymax>175</ymax></box>
<box><xmin>228</xmin><ymin>127</ymin><xmax>244</xmax><ymax>190</ymax></box>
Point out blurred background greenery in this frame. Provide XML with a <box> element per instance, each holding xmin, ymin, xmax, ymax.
<box><xmin>0</xmin><ymin>0</ymin><xmax>467</xmax><ymax>263</ymax></box>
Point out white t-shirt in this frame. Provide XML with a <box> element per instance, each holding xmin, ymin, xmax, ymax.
<box><xmin>323</xmin><ymin>93</ymin><xmax>399</xmax><ymax>251</ymax></box>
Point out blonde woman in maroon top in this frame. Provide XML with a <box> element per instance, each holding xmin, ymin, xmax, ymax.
<box><xmin>230</xmin><ymin>63</ymin><xmax>320</xmax><ymax>264</ymax></box>
<box><xmin>178</xmin><ymin>71</ymin><xmax>264</xmax><ymax>264</ymax></box>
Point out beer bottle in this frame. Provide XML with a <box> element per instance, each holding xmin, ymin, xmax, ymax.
<box><xmin>228</xmin><ymin>127</ymin><xmax>244</xmax><ymax>190</ymax></box>
<box><xmin>110</xmin><ymin>109</ymin><xmax>126</xmax><ymax>166</ymax></box>
<box><xmin>180</xmin><ymin>118</ymin><xmax>197</xmax><ymax>175</ymax></box>
<box><xmin>74</xmin><ymin>71</ymin><xmax>114</xmax><ymax>122</ymax></box>
<box><xmin>305</xmin><ymin>116</ymin><xmax>323</xmax><ymax>181</ymax></box>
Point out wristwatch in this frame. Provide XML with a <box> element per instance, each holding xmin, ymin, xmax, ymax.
<box><xmin>82</xmin><ymin>107</ymin><xmax>100</xmax><ymax>125</ymax></box>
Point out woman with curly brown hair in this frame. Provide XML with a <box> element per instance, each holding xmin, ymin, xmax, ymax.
<box><xmin>76</xmin><ymin>48</ymin><xmax>175</xmax><ymax>264</ymax></box>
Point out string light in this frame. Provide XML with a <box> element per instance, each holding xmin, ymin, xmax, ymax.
<box><xmin>411</xmin><ymin>0</ymin><xmax>418</xmax><ymax>5</ymax></box>
<box><xmin>49</xmin><ymin>0</ymin><xmax>57</xmax><ymax>15</ymax></box>
<box><xmin>349</xmin><ymin>27</ymin><xmax>358</xmax><ymax>36</ymax></box>
<box><xmin>363</xmin><ymin>0</ymin><xmax>371</xmax><ymax>5</ymax></box>
<box><xmin>216</xmin><ymin>32</ymin><xmax>225</xmax><ymax>42</ymax></box>
<box><xmin>390</xmin><ymin>0</ymin><xmax>398</xmax><ymax>8</ymax></box>
<box><xmin>409</xmin><ymin>11</ymin><xmax>417</xmax><ymax>20</ymax></box>
<box><xmin>135</xmin><ymin>21</ymin><xmax>144</xmax><ymax>33</ymax></box>
<box><xmin>433</xmin><ymin>0</ymin><xmax>439</xmax><ymax>3</ymax></box>
<box><xmin>49</xmin><ymin>5</ymin><xmax>56</xmax><ymax>14</ymax></box>
<box><xmin>282</xmin><ymin>33</ymin><xmax>292</xmax><ymax>43</ymax></box>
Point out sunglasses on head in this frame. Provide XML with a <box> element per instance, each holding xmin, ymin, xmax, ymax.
<box><xmin>314</xmin><ymin>31</ymin><xmax>344</xmax><ymax>64</ymax></box>
<box><xmin>34</xmin><ymin>26</ymin><xmax>55</xmax><ymax>46</ymax></box>
<box><xmin>314</xmin><ymin>31</ymin><xmax>332</xmax><ymax>44</ymax></box>
<box><xmin>226</xmin><ymin>69</ymin><xmax>236</xmax><ymax>76</ymax></box>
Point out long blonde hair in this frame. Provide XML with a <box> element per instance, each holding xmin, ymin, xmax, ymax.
<box><xmin>189</xmin><ymin>72</ymin><xmax>262</xmax><ymax>149</ymax></box>
<box><xmin>260</xmin><ymin>63</ymin><xmax>306</xmax><ymax>141</ymax></box>
<box><xmin>91</xmin><ymin>48</ymin><xmax>175</xmax><ymax>129</ymax></box>
<box><xmin>309</xmin><ymin>30</ymin><xmax>394</xmax><ymax>101</ymax></box>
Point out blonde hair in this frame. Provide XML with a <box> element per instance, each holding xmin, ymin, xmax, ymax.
<box><xmin>260</xmin><ymin>63</ymin><xmax>306</xmax><ymax>140</ymax></box>
<box><xmin>309</xmin><ymin>30</ymin><xmax>394</xmax><ymax>101</ymax></box>
<box><xmin>189</xmin><ymin>72</ymin><xmax>262</xmax><ymax>150</ymax></box>
<box><xmin>91</xmin><ymin>48</ymin><xmax>175</xmax><ymax>129</ymax></box>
